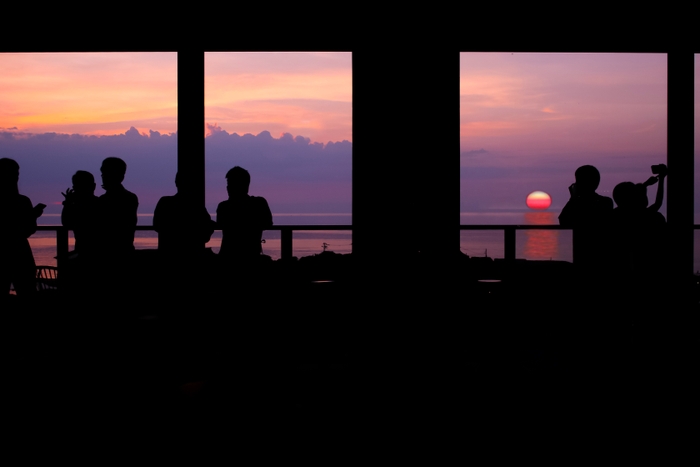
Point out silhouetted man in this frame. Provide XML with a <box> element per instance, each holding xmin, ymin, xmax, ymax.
<box><xmin>559</xmin><ymin>165</ymin><xmax>613</xmax><ymax>270</ymax></box>
<box><xmin>98</xmin><ymin>157</ymin><xmax>138</xmax><ymax>257</ymax></box>
<box><xmin>154</xmin><ymin>172</ymin><xmax>215</xmax><ymax>256</ymax></box>
<box><xmin>216</xmin><ymin>166</ymin><xmax>272</xmax><ymax>260</ymax></box>
<box><xmin>61</xmin><ymin>170</ymin><xmax>99</xmax><ymax>256</ymax></box>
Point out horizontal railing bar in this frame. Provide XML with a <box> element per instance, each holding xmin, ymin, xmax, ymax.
<box><xmin>36</xmin><ymin>225</ymin><xmax>354</xmax><ymax>231</ymax></box>
<box><xmin>37</xmin><ymin>225</ymin><xmax>700</xmax><ymax>232</ymax></box>
<box><xmin>460</xmin><ymin>225</ymin><xmax>567</xmax><ymax>230</ymax></box>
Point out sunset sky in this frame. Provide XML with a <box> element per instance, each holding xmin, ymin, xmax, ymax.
<box><xmin>205</xmin><ymin>52</ymin><xmax>352</xmax><ymax>143</ymax></box>
<box><xmin>0</xmin><ymin>52</ymin><xmax>352</xmax><ymax>143</ymax></box>
<box><xmin>460</xmin><ymin>52</ymin><xmax>673</xmax><ymax>216</ymax></box>
<box><xmin>0</xmin><ymin>53</ymin><xmax>178</xmax><ymax>136</ymax></box>
<box><xmin>0</xmin><ymin>52</ymin><xmax>353</xmax><ymax>216</ymax></box>
<box><xmin>0</xmin><ymin>52</ymin><xmax>697</xmax><ymax>222</ymax></box>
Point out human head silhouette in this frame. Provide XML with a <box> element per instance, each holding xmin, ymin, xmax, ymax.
<box><xmin>100</xmin><ymin>157</ymin><xmax>126</xmax><ymax>190</ymax></box>
<box><xmin>614</xmin><ymin>181</ymin><xmax>648</xmax><ymax>209</ymax></box>
<box><xmin>0</xmin><ymin>157</ymin><xmax>20</xmax><ymax>194</ymax></box>
<box><xmin>226</xmin><ymin>166</ymin><xmax>250</xmax><ymax>197</ymax></box>
<box><xmin>174</xmin><ymin>171</ymin><xmax>193</xmax><ymax>196</ymax></box>
<box><xmin>574</xmin><ymin>165</ymin><xmax>601</xmax><ymax>194</ymax></box>
<box><xmin>72</xmin><ymin>170</ymin><xmax>96</xmax><ymax>196</ymax></box>
<box><xmin>613</xmin><ymin>182</ymin><xmax>635</xmax><ymax>208</ymax></box>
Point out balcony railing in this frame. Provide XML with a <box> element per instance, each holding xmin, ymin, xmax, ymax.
<box><xmin>460</xmin><ymin>225</ymin><xmax>572</xmax><ymax>262</ymax></box>
<box><xmin>36</xmin><ymin>225</ymin><xmax>355</xmax><ymax>266</ymax></box>
<box><xmin>34</xmin><ymin>224</ymin><xmax>579</xmax><ymax>267</ymax></box>
<box><xmin>31</xmin><ymin>223</ymin><xmax>700</xmax><ymax>271</ymax></box>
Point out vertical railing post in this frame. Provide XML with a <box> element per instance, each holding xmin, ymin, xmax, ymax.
<box><xmin>56</xmin><ymin>227</ymin><xmax>69</xmax><ymax>289</ymax></box>
<box><xmin>281</xmin><ymin>228</ymin><xmax>293</xmax><ymax>260</ymax></box>
<box><xmin>56</xmin><ymin>227</ymin><xmax>69</xmax><ymax>268</ymax></box>
<box><xmin>504</xmin><ymin>227</ymin><xmax>515</xmax><ymax>262</ymax></box>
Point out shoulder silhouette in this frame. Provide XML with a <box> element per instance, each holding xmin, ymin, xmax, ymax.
<box><xmin>97</xmin><ymin>157</ymin><xmax>138</xmax><ymax>257</ymax></box>
<box><xmin>559</xmin><ymin>165</ymin><xmax>613</xmax><ymax>273</ymax></box>
<box><xmin>154</xmin><ymin>171</ymin><xmax>215</xmax><ymax>256</ymax></box>
<box><xmin>559</xmin><ymin>165</ymin><xmax>613</xmax><ymax>228</ymax></box>
<box><xmin>216</xmin><ymin>166</ymin><xmax>273</xmax><ymax>260</ymax></box>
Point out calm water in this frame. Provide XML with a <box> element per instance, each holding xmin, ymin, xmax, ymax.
<box><xmin>31</xmin><ymin>213</ymin><xmax>354</xmax><ymax>267</ymax></box>
<box><xmin>28</xmin><ymin>211</ymin><xmax>700</xmax><ymax>272</ymax></box>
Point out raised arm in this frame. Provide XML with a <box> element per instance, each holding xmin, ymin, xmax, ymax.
<box><xmin>648</xmin><ymin>173</ymin><xmax>665</xmax><ymax>213</ymax></box>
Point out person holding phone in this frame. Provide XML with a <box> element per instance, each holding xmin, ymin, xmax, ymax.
<box><xmin>0</xmin><ymin>158</ymin><xmax>44</xmax><ymax>298</ymax></box>
<box><xmin>558</xmin><ymin>165</ymin><xmax>613</xmax><ymax>273</ymax></box>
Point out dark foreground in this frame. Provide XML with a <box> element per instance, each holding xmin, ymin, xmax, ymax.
<box><xmin>4</xmin><ymin>252</ymin><xmax>696</xmax><ymax>447</ymax></box>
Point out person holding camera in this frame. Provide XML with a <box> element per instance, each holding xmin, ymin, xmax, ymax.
<box><xmin>611</xmin><ymin>164</ymin><xmax>668</xmax><ymax>278</ymax></box>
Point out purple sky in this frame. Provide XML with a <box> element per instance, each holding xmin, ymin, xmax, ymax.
<box><xmin>460</xmin><ymin>53</ymin><xmax>678</xmax><ymax>218</ymax></box>
<box><xmin>1</xmin><ymin>127</ymin><xmax>352</xmax><ymax>216</ymax></box>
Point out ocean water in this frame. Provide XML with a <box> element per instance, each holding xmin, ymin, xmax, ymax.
<box><xmin>28</xmin><ymin>211</ymin><xmax>700</xmax><ymax>272</ymax></box>
<box><xmin>30</xmin><ymin>213</ymin><xmax>354</xmax><ymax>267</ymax></box>
<box><xmin>459</xmin><ymin>211</ymin><xmax>572</xmax><ymax>262</ymax></box>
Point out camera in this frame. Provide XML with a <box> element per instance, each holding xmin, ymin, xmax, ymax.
<box><xmin>651</xmin><ymin>164</ymin><xmax>667</xmax><ymax>175</ymax></box>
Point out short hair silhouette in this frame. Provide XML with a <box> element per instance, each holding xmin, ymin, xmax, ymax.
<box><xmin>101</xmin><ymin>157</ymin><xmax>127</xmax><ymax>178</ymax></box>
<box><xmin>0</xmin><ymin>157</ymin><xmax>20</xmax><ymax>173</ymax></box>
<box><xmin>574</xmin><ymin>165</ymin><xmax>601</xmax><ymax>193</ymax></box>
<box><xmin>226</xmin><ymin>166</ymin><xmax>251</xmax><ymax>194</ymax></box>
<box><xmin>0</xmin><ymin>158</ymin><xmax>20</xmax><ymax>186</ymax></box>
<box><xmin>613</xmin><ymin>181</ymin><xmax>636</xmax><ymax>208</ymax></box>
<box><xmin>72</xmin><ymin>170</ymin><xmax>95</xmax><ymax>189</ymax></box>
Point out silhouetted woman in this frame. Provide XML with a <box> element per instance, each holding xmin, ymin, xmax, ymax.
<box><xmin>0</xmin><ymin>158</ymin><xmax>44</xmax><ymax>297</ymax></box>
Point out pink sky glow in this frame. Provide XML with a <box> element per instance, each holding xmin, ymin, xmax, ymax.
<box><xmin>0</xmin><ymin>52</ymin><xmax>352</xmax><ymax>145</ymax></box>
<box><xmin>460</xmin><ymin>52</ymin><xmax>672</xmax><ymax>214</ymax></box>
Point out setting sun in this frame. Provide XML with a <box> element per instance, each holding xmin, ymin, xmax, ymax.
<box><xmin>526</xmin><ymin>191</ymin><xmax>552</xmax><ymax>210</ymax></box>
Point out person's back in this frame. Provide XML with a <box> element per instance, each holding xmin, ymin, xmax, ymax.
<box><xmin>216</xmin><ymin>167</ymin><xmax>272</xmax><ymax>260</ymax></box>
<box><xmin>154</xmin><ymin>173</ymin><xmax>214</xmax><ymax>256</ymax></box>
<box><xmin>97</xmin><ymin>157</ymin><xmax>138</xmax><ymax>257</ymax></box>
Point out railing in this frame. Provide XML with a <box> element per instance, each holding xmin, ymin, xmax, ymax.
<box><xmin>36</xmin><ymin>225</ymin><xmax>355</xmax><ymax>267</ymax></box>
<box><xmin>36</xmin><ymin>224</ymin><xmax>576</xmax><ymax>267</ymax></box>
<box><xmin>460</xmin><ymin>225</ymin><xmax>572</xmax><ymax>262</ymax></box>
<box><xmin>34</xmin><ymin>223</ymin><xmax>700</xmax><ymax>269</ymax></box>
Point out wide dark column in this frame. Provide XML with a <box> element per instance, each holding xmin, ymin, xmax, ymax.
<box><xmin>177</xmin><ymin>49</ymin><xmax>205</xmax><ymax>208</ymax></box>
<box><xmin>352</xmin><ymin>48</ymin><xmax>459</xmax><ymax>273</ymax></box>
<box><xmin>666</xmin><ymin>50</ymin><xmax>694</xmax><ymax>294</ymax></box>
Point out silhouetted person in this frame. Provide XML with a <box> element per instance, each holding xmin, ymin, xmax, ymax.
<box><xmin>154</xmin><ymin>172</ymin><xmax>215</xmax><ymax>256</ymax></box>
<box><xmin>216</xmin><ymin>166</ymin><xmax>272</xmax><ymax>261</ymax></box>
<box><xmin>0</xmin><ymin>158</ymin><xmax>44</xmax><ymax>298</ymax></box>
<box><xmin>611</xmin><ymin>164</ymin><xmax>668</xmax><ymax>279</ymax></box>
<box><xmin>613</xmin><ymin>163</ymin><xmax>666</xmax><ymax>219</ymax></box>
<box><xmin>61</xmin><ymin>170</ymin><xmax>99</xmax><ymax>257</ymax></box>
<box><xmin>559</xmin><ymin>165</ymin><xmax>613</xmax><ymax>271</ymax></box>
<box><xmin>98</xmin><ymin>157</ymin><xmax>138</xmax><ymax>258</ymax></box>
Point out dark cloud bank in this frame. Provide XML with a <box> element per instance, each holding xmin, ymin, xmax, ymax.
<box><xmin>0</xmin><ymin>127</ymin><xmax>352</xmax><ymax>216</ymax></box>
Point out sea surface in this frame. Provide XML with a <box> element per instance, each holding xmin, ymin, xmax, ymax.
<box><xmin>28</xmin><ymin>211</ymin><xmax>700</xmax><ymax>272</ymax></box>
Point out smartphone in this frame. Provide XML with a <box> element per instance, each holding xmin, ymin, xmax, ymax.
<box><xmin>35</xmin><ymin>203</ymin><xmax>47</xmax><ymax>210</ymax></box>
<box><xmin>651</xmin><ymin>165</ymin><xmax>662</xmax><ymax>174</ymax></box>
